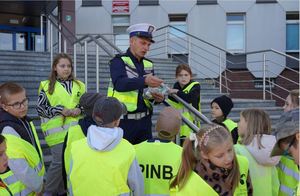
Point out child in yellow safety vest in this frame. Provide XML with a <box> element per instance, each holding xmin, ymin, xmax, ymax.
<box><xmin>168</xmin><ymin>64</ymin><xmax>200</xmax><ymax>139</ymax></box>
<box><xmin>0</xmin><ymin>82</ymin><xmax>44</xmax><ymax>195</ymax></box>
<box><xmin>170</xmin><ymin>124</ymin><xmax>253</xmax><ymax>195</ymax></box>
<box><xmin>271</xmin><ymin>109</ymin><xmax>300</xmax><ymax>196</ymax></box>
<box><xmin>211</xmin><ymin>95</ymin><xmax>239</xmax><ymax>144</ymax></box>
<box><xmin>0</xmin><ymin>134</ymin><xmax>13</xmax><ymax>196</ymax></box>
<box><xmin>277</xmin><ymin>89</ymin><xmax>299</xmax><ymax>196</ymax></box>
<box><xmin>235</xmin><ymin>108</ymin><xmax>280</xmax><ymax>196</ymax></box>
<box><xmin>37</xmin><ymin>53</ymin><xmax>85</xmax><ymax>195</ymax></box>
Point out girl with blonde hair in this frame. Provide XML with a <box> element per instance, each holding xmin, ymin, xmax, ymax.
<box><xmin>170</xmin><ymin>124</ymin><xmax>252</xmax><ymax>195</ymax></box>
<box><xmin>235</xmin><ymin>108</ymin><xmax>280</xmax><ymax>196</ymax></box>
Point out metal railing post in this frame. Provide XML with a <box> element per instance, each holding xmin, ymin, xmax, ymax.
<box><xmin>58</xmin><ymin>24</ymin><xmax>61</xmax><ymax>53</ymax></box>
<box><xmin>96</xmin><ymin>45</ymin><xmax>99</xmax><ymax>93</ymax></box>
<box><xmin>188</xmin><ymin>36</ymin><xmax>191</xmax><ymax>65</ymax></box>
<box><xmin>73</xmin><ymin>43</ymin><xmax>77</xmax><ymax>77</ymax></box>
<box><xmin>219</xmin><ymin>51</ymin><xmax>222</xmax><ymax>93</ymax></box>
<box><xmin>40</xmin><ymin>14</ymin><xmax>44</xmax><ymax>51</ymax></box>
<box><xmin>263</xmin><ymin>53</ymin><xmax>266</xmax><ymax>100</ymax></box>
<box><xmin>165</xmin><ymin>27</ymin><xmax>168</xmax><ymax>56</ymax></box>
<box><xmin>50</xmin><ymin>23</ymin><xmax>53</xmax><ymax>66</ymax></box>
<box><xmin>64</xmin><ymin>39</ymin><xmax>67</xmax><ymax>53</ymax></box>
<box><xmin>84</xmin><ymin>41</ymin><xmax>88</xmax><ymax>91</ymax></box>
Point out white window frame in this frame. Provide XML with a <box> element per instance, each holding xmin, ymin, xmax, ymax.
<box><xmin>226</xmin><ymin>14</ymin><xmax>246</xmax><ymax>53</ymax></box>
<box><xmin>112</xmin><ymin>15</ymin><xmax>130</xmax><ymax>52</ymax></box>
<box><xmin>286</xmin><ymin>20</ymin><xmax>299</xmax><ymax>52</ymax></box>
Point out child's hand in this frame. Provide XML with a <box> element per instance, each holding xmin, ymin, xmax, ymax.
<box><xmin>151</xmin><ymin>92</ymin><xmax>165</xmax><ymax>103</ymax></box>
<box><xmin>61</xmin><ymin>108</ymin><xmax>72</xmax><ymax>116</ymax></box>
<box><xmin>70</xmin><ymin>108</ymin><xmax>81</xmax><ymax>117</ymax></box>
<box><xmin>168</xmin><ymin>89</ymin><xmax>178</xmax><ymax>94</ymax></box>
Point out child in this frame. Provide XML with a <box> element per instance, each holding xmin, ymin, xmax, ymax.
<box><xmin>235</xmin><ymin>108</ymin><xmax>280</xmax><ymax>196</ymax></box>
<box><xmin>168</xmin><ymin>64</ymin><xmax>201</xmax><ymax>138</ymax></box>
<box><xmin>0</xmin><ymin>134</ymin><xmax>13</xmax><ymax>196</ymax></box>
<box><xmin>277</xmin><ymin>89</ymin><xmax>299</xmax><ymax>196</ymax></box>
<box><xmin>0</xmin><ymin>82</ymin><xmax>44</xmax><ymax>195</ymax></box>
<box><xmin>211</xmin><ymin>95</ymin><xmax>239</xmax><ymax>144</ymax></box>
<box><xmin>68</xmin><ymin>97</ymin><xmax>144</xmax><ymax>195</ymax></box>
<box><xmin>135</xmin><ymin>106</ymin><xmax>182</xmax><ymax>195</ymax></box>
<box><xmin>170</xmin><ymin>124</ymin><xmax>252</xmax><ymax>195</ymax></box>
<box><xmin>271</xmin><ymin>109</ymin><xmax>299</xmax><ymax>195</ymax></box>
<box><xmin>283</xmin><ymin>89</ymin><xmax>299</xmax><ymax>112</ymax></box>
<box><xmin>37</xmin><ymin>53</ymin><xmax>85</xmax><ymax>195</ymax></box>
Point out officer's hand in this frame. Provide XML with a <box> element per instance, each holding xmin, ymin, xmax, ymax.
<box><xmin>144</xmin><ymin>74</ymin><xmax>163</xmax><ymax>87</ymax></box>
<box><xmin>69</xmin><ymin>108</ymin><xmax>81</xmax><ymax>117</ymax></box>
<box><xmin>151</xmin><ymin>92</ymin><xmax>164</xmax><ymax>103</ymax></box>
<box><xmin>61</xmin><ymin>108</ymin><xmax>72</xmax><ymax>116</ymax></box>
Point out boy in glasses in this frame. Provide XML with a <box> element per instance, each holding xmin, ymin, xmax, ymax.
<box><xmin>0</xmin><ymin>82</ymin><xmax>44</xmax><ymax>195</ymax></box>
<box><xmin>271</xmin><ymin>109</ymin><xmax>299</xmax><ymax>195</ymax></box>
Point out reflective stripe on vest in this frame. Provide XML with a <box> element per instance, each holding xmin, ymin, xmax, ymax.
<box><xmin>39</xmin><ymin>80</ymin><xmax>85</xmax><ymax>146</ymax></box>
<box><xmin>167</xmin><ymin>81</ymin><xmax>200</xmax><ymax>137</ymax></box>
<box><xmin>223</xmin><ymin>119</ymin><xmax>237</xmax><ymax>132</ymax></box>
<box><xmin>277</xmin><ymin>156</ymin><xmax>299</xmax><ymax>196</ymax></box>
<box><xmin>135</xmin><ymin>141</ymin><xmax>182</xmax><ymax>195</ymax></box>
<box><xmin>69</xmin><ymin>138</ymin><xmax>135</xmax><ymax>195</ymax></box>
<box><xmin>107</xmin><ymin>56</ymin><xmax>153</xmax><ymax>112</ymax></box>
<box><xmin>235</xmin><ymin>144</ymin><xmax>279</xmax><ymax>196</ymax></box>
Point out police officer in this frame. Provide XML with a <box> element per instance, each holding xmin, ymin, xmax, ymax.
<box><xmin>108</xmin><ymin>23</ymin><xmax>164</xmax><ymax>144</ymax></box>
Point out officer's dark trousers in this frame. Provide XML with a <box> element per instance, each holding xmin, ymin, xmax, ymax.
<box><xmin>120</xmin><ymin>115</ymin><xmax>152</xmax><ymax>145</ymax></box>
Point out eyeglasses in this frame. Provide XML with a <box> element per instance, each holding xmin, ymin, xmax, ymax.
<box><xmin>5</xmin><ymin>98</ymin><xmax>29</xmax><ymax>110</ymax></box>
<box><xmin>282</xmin><ymin>137</ymin><xmax>296</xmax><ymax>160</ymax></box>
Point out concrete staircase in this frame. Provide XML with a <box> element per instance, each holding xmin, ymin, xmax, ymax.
<box><xmin>0</xmin><ymin>50</ymin><xmax>283</xmax><ymax>166</ymax></box>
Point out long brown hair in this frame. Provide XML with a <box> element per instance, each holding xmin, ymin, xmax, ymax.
<box><xmin>170</xmin><ymin>124</ymin><xmax>240</xmax><ymax>191</ymax></box>
<box><xmin>239</xmin><ymin>109</ymin><xmax>271</xmax><ymax>148</ymax></box>
<box><xmin>48</xmin><ymin>53</ymin><xmax>80</xmax><ymax>95</ymax></box>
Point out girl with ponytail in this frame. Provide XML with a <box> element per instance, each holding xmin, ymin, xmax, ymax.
<box><xmin>170</xmin><ymin>124</ymin><xmax>253</xmax><ymax>195</ymax></box>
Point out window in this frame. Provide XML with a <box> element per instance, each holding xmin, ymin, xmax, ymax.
<box><xmin>169</xmin><ymin>14</ymin><xmax>187</xmax><ymax>54</ymax></box>
<box><xmin>82</xmin><ymin>0</ymin><xmax>102</xmax><ymax>7</ymax></box>
<box><xmin>139</xmin><ymin>0</ymin><xmax>159</xmax><ymax>6</ymax></box>
<box><xmin>112</xmin><ymin>16</ymin><xmax>130</xmax><ymax>52</ymax></box>
<box><xmin>226</xmin><ymin>14</ymin><xmax>245</xmax><ymax>53</ymax></box>
<box><xmin>197</xmin><ymin>0</ymin><xmax>217</xmax><ymax>5</ymax></box>
<box><xmin>286</xmin><ymin>13</ymin><xmax>299</xmax><ymax>52</ymax></box>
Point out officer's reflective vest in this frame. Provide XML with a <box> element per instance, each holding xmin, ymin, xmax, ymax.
<box><xmin>170</xmin><ymin>155</ymin><xmax>249</xmax><ymax>196</ymax></box>
<box><xmin>107</xmin><ymin>56</ymin><xmax>153</xmax><ymax>112</ymax></box>
<box><xmin>235</xmin><ymin>144</ymin><xmax>279</xmax><ymax>196</ymax></box>
<box><xmin>167</xmin><ymin>81</ymin><xmax>200</xmax><ymax>137</ymax></box>
<box><xmin>69</xmin><ymin>138</ymin><xmax>135</xmax><ymax>195</ymax></box>
<box><xmin>64</xmin><ymin>124</ymin><xmax>85</xmax><ymax>178</ymax></box>
<box><xmin>277</xmin><ymin>156</ymin><xmax>299</xmax><ymax>196</ymax></box>
<box><xmin>135</xmin><ymin>140</ymin><xmax>182</xmax><ymax>195</ymax></box>
<box><xmin>38</xmin><ymin>80</ymin><xmax>85</xmax><ymax>146</ymax></box>
<box><xmin>3</xmin><ymin>122</ymin><xmax>45</xmax><ymax>196</ymax></box>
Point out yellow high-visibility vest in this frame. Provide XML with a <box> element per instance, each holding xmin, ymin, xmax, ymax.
<box><xmin>135</xmin><ymin>140</ymin><xmax>182</xmax><ymax>195</ymax></box>
<box><xmin>69</xmin><ymin>137</ymin><xmax>135</xmax><ymax>195</ymax></box>
<box><xmin>3</xmin><ymin>122</ymin><xmax>45</xmax><ymax>196</ymax></box>
<box><xmin>167</xmin><ymin>81</ymin><xmax>201</xmax><ymax>137</ymax></box>
<box><xmin>38</xmin><ymin>80</ymin><xmax>85</xmax><ymax>146</ymax></box>
<box><xmin>107</xmin><ymin>56</ymin><xmax>153</xmax><ymax>112</ymax></box>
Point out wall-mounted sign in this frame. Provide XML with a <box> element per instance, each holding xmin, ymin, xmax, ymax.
<box><xmin>112</xmin><ymin>0</ymin><xmax>129</xmax><ymax>13</ymax></box>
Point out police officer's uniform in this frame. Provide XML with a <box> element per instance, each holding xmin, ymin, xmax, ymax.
<box><xmin>108</xmin><ymin>23</ymin><xmax>157</xmax><ymax>144</ymax></box>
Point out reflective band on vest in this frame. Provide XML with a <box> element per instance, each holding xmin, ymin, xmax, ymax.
<box><xmin>135</xmin><ymin>141</ymin><xmax>182</xmax><ymax>195</ymax></box>
<box><xmin>235</xmin><ymin>144</ymin><xmax>279</xmax><ymax>196</ymax></box>
<box><xmin>223</xmin><ymin>119</ymin><xmax>237</xmax><ymax>132</ymax></box>
<box><xmin>0</xmin><ymin>170</ymin><xmax>28</xmax><ymax>196</ymax></box>
<box><xmin>39</xmin><ymin>80</ymin><xmax>85</xmax><ymax>146</ymax></box>
<box><xmin>167</xmin><ymin>81</ymin><xmax>200</xmax><ymax>137</ymax></box>
<box><xmin>107</xmin><ymin>56</ymin><xmax>153</xmax><ymax>112</ymax></box>
<box><xmin>277</xmin><ymin>156</ymin><xmax>299</xmax><ymax>196</ymax></box>
<box><xmin>69</xmin><ymin>138</ymin><xmax>135</xmax><ymax>195</ymax></box>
